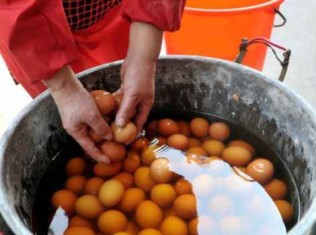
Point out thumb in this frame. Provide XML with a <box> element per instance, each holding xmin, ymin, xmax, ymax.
<box><xmin>115</xmin><ymin>95</ymin><xmax>137</xmax><ymax>127</ymax></box>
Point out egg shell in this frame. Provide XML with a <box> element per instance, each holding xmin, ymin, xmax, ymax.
<box><xmin>75</xmin><ymin>195</ymin><xmax>104</xmax><ymax>219</ymax></box>
<box><xmin>98</xmin><ymin>179</ymin><xmax>125</xmax><ymax>207</ymax></box>
<box><xmin>99</xmin><ymin>140</ymin><xmax>126</xmax><ymax>163</ymax></box>
<box><xmin>84</xmin><ymin>177</ymin><xmax>104</xmax><ymax>195</ymax></box>
<box><xmin>123</xmin><ymin>151</ymin><xmax>141</xmax><ymax>173</ymax></box>
<box><xmin>93</xmin><ymin>162</ymin><xmax>122</xmax><ymax>178</ymax></box>
<box><xmin>208</xmin><ymin>122</ymin><xmax>231</xmax><ymax>141</ymax></box>
<box><xmin>174</xmin><ymin>178</ymin><xmax>192</xmax><ymax>195</ymax></box>
<box><xmin>167</xmin><ymin>134</ymin><xmax>189</xmax><ymax>150</ymax></box>
<box><xmin>120</xmin><ymin>188</ymin><xmax>146</xmax><ymax>212</ymax></box>
<box><xmin>134</xmin><ymin>167</ymin><xmax>157</xmax><ymax>192</ymax></box>
<box><xmin>150</xmin><ymin>184</ymin><xmax>177</xmax><ymax>207</ymax></box>
<box><xmin>274</xmin><ymin>200</ymin><xmax>294</xmax><ymax>223</ymax></box>
<box><xmin>90</xmin><ymin>90</ymin><xmax>116</xmax><ymax>115</ymax></box>
<box><xmin>66</xmin><ymin>157</ymin><xmax>86</xmax><ymax>176</ymax></box>
<box><xmin>157</xmin><ymin>119</ymin><xmax>180</xmax><ymax>136</ymax></box>
<box><xmin>246</xmin><ymin>158</ymin><xmax>274</xmax><ymax>184</ymax></box>
<box><xmin>264</xmin><ymin>179</ymin><xmax>288</xmax><ymax>200</ymax></box>
<box><xmin>150</xmin><ymin>158</ymin><xmax>174</xmax><ymax>183</ymax></box>
<box><xmin>160</xmin><ymin>216</ymin><xmax>188</xmax><ymax>235</ymax></box>
<box><xmin>64</xmin><ymin>227</ymin><xmax>95</xmax><ymax>235</ymax></box>
<box><xmin>173</xmin><ymin>194</ymin><xmax>197</xmax><ymax>219</ymax></box>
<box><xmin>228</xmin><ymin>140</ymin><xmax>255</xmax><ymax>155</ymax></box>
<box><xmin>111</xmin><ymin>121</ymin><xmax>137</xmax><ymax>144</ymax></box>
<box><xmin>65</xmin><ymin>175</ymin><xmax>87</xmax><ymax>195</ymax></box>
<box><xmin>51</xmin><ymin>189</ymin><xmax>78</xmax><ymax>215</ymax></box>
<box><xmin>112</xmin><ymin>172</ymin><xmax>134</xmax><ymax>189</ymax></box>
<box><xmin>222</xmin><ymin>146</ymin><xmax>253</xmax><ymax>167</ymax></box>
<box><xmin>177</xmin><ymin>120</ymin><xmax>191</xmax><ymax>136</ymax></box>
<box><xmin>202</xmin><ymin>139</ymin><xmax>225</xmax><ymax>156</ymax></box>
<box><xmin>97</xmin><ymin>210</ymin><xmax>127</xmax><ymax>234</ymax></box>
<box><xmin>135</xmin><ymin>200</ymin><xmax>163</xmax><ymax>228</ymax></box>
<box><xmin>189</xmin><ymin>117</ymin><xmax>209</xmax><ymax>138</ymax></box>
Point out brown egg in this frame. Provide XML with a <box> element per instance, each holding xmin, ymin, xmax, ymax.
<box><xmin>222</xmin><ymin>146</ymin><xmax>253</xmax><ymax>167</ymax></box>
<box><xmin>157</xmin><ymin>119</ymin><xmax>179</xmax><ymax>136</ymax></box>
<box><xmin>160</xmin><ymin>216</ymin><xmax>188</xmax><ymax>235</ymax></box>
<box><xmin>173</xmin><ymin>194</ymin><xmax>197</xmax><ymax>220</ymax></box>
<box><xmin>246</xmin><ymin>158</ymin><xmax>274</xmax><ymax>184</ymax></box>
<box><xmin>112</xmin><ymin>172</ymin><xmax>134</xmax><ymax>189</ymax></box>
<box><xmin>274</xmin><ymin>200</ymin><xmax>294</xmax><ymax>223</ymax></box>
<box><xmin>156</xmin><ymin>136</ymin><xmax>167</xmax><ymax>146</ymax></box>
<box><xmin>69</xmin><ymin>215</ymin><xmax>95</xmax><ymax>230</ymax></box>
<box><xmin>151</xmin><ymin>184</ymin><xmax>177</xmax><ymax>207</ymax></box>
<box><xmin>174</xmin><ymin>178</ymin><xmax>192</xmax><ymax>195</ymax></box>
<box><xmin>188</xmin><ymin>218</ymin><xmax>198</xmax><ymax>235</ymax></box>
<box><xmin>125</xmin><ymin>221</ymin><xmax>140</xmax><ymax>235</ymax></box>
<box><xmin>138</xmin><ymin>229</ymin><xmax>162</xmax><ymax>235</ymax></box>
<box><xmin>51</xmin><ymin>189</ymin><xmax>78</xmax><ymax>215</ymax></box>
<box><xmin>93</xmin><ymin>162</ymin><xmax>122</xmax><ymax>178</ymax></box>
<box><xmin>88</xmin><ymin>128</ymin><xmax>104</xmax><ymax>143</ymax></box>
<box><xmin>167</xmin><ymin>134</ymin><xmax>189</xmax><ymax>150</ymax></box>
<box><xmin>98</xmin><ymin>210</ymin><xmax>127</xmax><ymax>234</ymax></box>
<box><xmin>135</xmin><ymin>200</ymin><xmax>163</xmax><ymax>228</ymax></box>
<box><xmin>187</xmin><ymin>146</ymin><xmax>208</xmax><ymax>156</ymax></box>
<box><xmin>64</xmin><ymin>227</ymin><xmax>95</xmax><ymax>235</ymax></box>
<box><xmin>99</xmin><ymin>179</ymin><xmax>125</xmax><ymax>207</ymax></box>
<box><xmin>141</xmin><ymin>146</ymin><xmax>158</xmax><ymax>166</ymax></box>
<box><xmin>177</xmin><ymin>120</ymin><xmax>191</xmax><ymax>136</ymax></box>
<box><xmin>99</xmin><ymin>140</ymin><xmax>126</xmax><ymax>162</ymax></box>
<box><xmin>131</xmin><ymin>137</ymin><xmax>149</xmax><ymax>153</ymax></box>
<box><xmin>134</xmin><ymin>167</ymin><xmax>156</xmax><ymax>192</ymax></box>
<box><xmin>90</xmin><ymin>90</ymin><xmax>116</xmax><ymax>115</ymax></box>
<box><xmin>75</xmin><ymin>195</ymin><xmax>104</xmax><ymax>219</ymax></box>
<box><xmin>264</xmin><ymin>179</ymin><xmax>288</xmax><ymax>200</ymax></box>
<box><xmin>228</xmin><ymin>140</ymin><xmax>255</xmax><ymax>155</ymax></box>
<box><xmin>111</xmin><ymin>121</ymin><xmax>137</xmax><ymax>144</ymax></box>
<box><xmin>120</xmin><ymin>188</ymin><xmax>146</xmax><ymax>212</ymax></box>
<box><xmin>123</xmin><ymin>151</ymin><xmax>141</xmax><ymax>173</ymax></box>
<box><xmin>66</xmin><ymin>157</ymin><xmax>86</xmax><ymax>176</ymax></box>
<box><xmin>84</xmin><ymin>177</ymin><xmax>104</xmax><ymax>195</ymax></box>
<box><xmin>65</xmin><ymin>175</ymin><xmax>87</xmax><ymax>195</ymax></box>
<box><xmin>202</xmin><ymin>140</ymin><xmax>225</xmax><ymax>156</ymax></box>
<box><xmin>147</xmin><ymin>120</ymin><xmax>158</xmax><ymax>135</ymax></box>
<box><xmin>150</xmin><ymin>158</ymin><xmax>174</xmax><ymax>183</ymax></box>
<box><xmin>208</xmin><ymin>122</ymin><xmax>230</xmax><ymax>141</ymax></box>
<box><xmin>187</xmin><ymin>138</ymin><xmax>201</xmax><ymax>148</ymax></box>
<box><xmin>189</xmin><ymin>117</ymin><xmax>209</xmax><ymax>138</ymax></box>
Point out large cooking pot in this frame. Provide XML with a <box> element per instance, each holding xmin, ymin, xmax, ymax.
<box><xmin>0</xmin><ymin>56</ymin><xmax>316</xmax><ymax>234</ymax></box>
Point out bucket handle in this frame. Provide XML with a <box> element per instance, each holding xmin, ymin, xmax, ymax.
<box><xmin>274</xmin><ymin>9</ymin><xmax>287</xmax><ymax>27</ymax></box>
<box><xmin>235</xmin><ymin>37</ymin><xmax>291</xmax><ymax>82</ymax></box>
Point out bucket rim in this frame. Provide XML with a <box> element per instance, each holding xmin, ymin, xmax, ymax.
<box><xmin>185</xmin><ymin>0</ymin><xmax>285</xmax><ymax>15</ymax></box>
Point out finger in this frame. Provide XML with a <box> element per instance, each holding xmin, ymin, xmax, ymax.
<box><xmin>115</xmin><ymin>95</ymin><xmax>137</xmax><ymax>127</ymax></box>
<box><xmin>73</xmin><ymin>133</ymin><xmax>110</xmax><ymax>164</ymax></box>
<box><xmin>135</xmin><ymin>101</ymin><xmax>154</xmax><ymax>133</ymax></box>
<box><xmin>87</xmin><ymin>112</ymin><xmax>113</xmax><ymax>140</ymax></box>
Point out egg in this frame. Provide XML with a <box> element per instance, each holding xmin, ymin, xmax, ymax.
<box><xmin>69</xmin><ymin>215</ymin><xmax>95</xmax><ymax>230</ymax></box>
<box><xmin>187</xmin><ymin>137</ymin><xmax>201</xmax><ymax>148</ymax></box>
<box><xmin>246</xmin><ymin>158</ymin><xmax>274</xmax><ymax>184</ymax></box>
<box><xmin>97</xmin><ymin>210</ymin><xmax>127</xmax><ymax>234</ymax></box>
<box><xmin>274</xmin><ymin>200</ymin><xmax>294</xmax><ymax>223</ymax></box>
<box><xmin>188</xmin><ymin>218</ymin><xmax>198</xmax><ymax>235</ymax></box>
<box><xmin>124</xmin><ymin>221</ymin><xmax>140</xmax><ymax>235</ymax></box>
<box><xmin>112</xmin><ymin>172</ymin><xmax>134</xmax><ymax>189</ymax></box>
<box><xmin>131</xmin><ymin>137</ymin><xmax>149</xmax><ymax>153</ymax></box>
<box><xmin>222</xmin><ymin>146</ymin><xmax>253</xmax><ymax>167</ymax></box>
<box><xmin>90</xmin><ymin>90</ymin><xmax>116</xmax><ymax>115</ymax></box>
<box><xmin>150</xmin><ymin>158</ymin><xmax>174</xmax><ymax>183</ymax></box>
<box><xmin>187</xmin><ymin>146</ymin><xmax>208</xmax><ymax>156</ymax></box>
<box><xmin>113</xmin><ymin>232</ymin><xmax>130</xmax><ymax>235</ymax></box>
<box><xmin>228</xmin><ymin>140</ymin><xmax>255</xmax><ymax>155</ymax></box>
<box><xmin>135</xmin><ymin>200</ymin><xmax>163</xmax><ymax>228</ymax></box>
<box><xmin>120</xmin><ymin>188</ymin><xmax>146</xmax><ymax>212</ymax></box>
<box><xmin>141</xmin><ymin>146</ymin><xmax>158</xmax><ymax>166</ymax></box>
<box><xmin>93</xmin><ymin>162</ymin><xmax>122</xmax><ymax>178</ymax></box>
<box><xmin>64</xmin><ymin>227</ymin><xmax>95</xmax><ymax>235</ymax></box>
<box><xmin>123</xmin><ymin>151</ymin><xmax>141</xmax><ymax>173</ymax></box>
<box><xmin>264</xmin><ymin>179</ymin><xmax>288</xmax><ymax>200</ymax></box>
<box><xmin>138</xmin><ymin>229</ymin><xmax>162</xmax><ymax>235</ymax></box>
<box><xmin>150</xmin><ymin>184</ymin><xmax>177</xmax><ymax>207</ymax></box>
<box><xmin>88</xmin><ymin>128</ymin><xmax>104</xmax><ymax>143</ymax></box>
<box><xmin>51</xmin><ymin>189</ymin><xmax>78</xmax><ymax>215</ymax></box>
<box><xmin>208</xmin><ymin>122</ymin><xmax>231</xmax><ymax>141</ymax></box>
<box><xmin>65</xmin><ymin>175</ymin><xmax>87</xmax><ymax>195</ymax></box>
<box><xmin>156</xmin><ymin>136</ymin><xmax>167</xmax><ymax>146</ymax></box>
<box><xmin>134</xmin><ymin>167</ymin><xmax>156</xmax><ymax>192</ymax></box>
<box><xmin>174</xmin><ymin>178</ymin><xmax>192</xmax><ymax>195</ymax></box>
<box><xmin>84</xmin><ymin>177</ymin><xmax>104</xmax><ymax>195</ymax></box>
<box><xmin>99</xmin><ymin>140</ymin><xmax>126</xmax><ymax>162</ymax></box>
<box><xmin>75</xmin><ymin>195</ymin><xmax>104</xmax><ymax>219</ymax></box>
<box><xmin>66</xmin><ymin>157</ymin><xmax>86</xmax><ymax>176</ymax></box>
<box><xmin>160</xmin><ymin>216</ymin><xmax>188</xmax><ymax>235</ymax></box>
<box><xmin>189</xmin><ymin>117</ymin><xmax>209</xmax><ymax>138</ymax></box>
<box><xmin>111</xmin><ymin>121</ymin><xmax>137</xmax><ymax>144</ymax></box>
<box><xmin>98</xmin><ymin>179</ymin><xmax>125</xmax><ymax>207</ymax></box>
<box><xmin>173</xmin><ymin>194</ymin><xmax>197</xmax><ymax>219</ymax></box>
<box><xmin>167</xmin><ymin>134</ymin><xmax>189</xmax><ymax>150</ymax></box>
<box><xmin>177</xmin><ymin>120</ymin><xmax>191</xmax><ymax>136</ymax></box>
<box><xmin>147</xmin><ymin>120</ymin><xmax>158</xmax><ymax>135</ymax></box>
<box><xmin>157</xmin><ymin>118</ymin><xmax>179</xmax><ymax>136</ymax></box>
<box><xmin>202</xmin><ymin>140</ymin><xmax>225</xmax><ymax>156</ymax></box>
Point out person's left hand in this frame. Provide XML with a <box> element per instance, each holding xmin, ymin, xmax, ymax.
<box><xmin>115</xmin><ymin>57</ymin><xmax>155</xmax><ymax>133</ymax></box>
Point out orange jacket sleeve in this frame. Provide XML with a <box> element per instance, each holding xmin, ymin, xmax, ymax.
<box><xmin>0</xmin><ymin>0</ymin><xmax>77</xmax><ymax>84</ymax></box>
<box><xmin>121</xmin><ymin>0</ymin><xmax>186</xmax><ymax>32</ymax></box>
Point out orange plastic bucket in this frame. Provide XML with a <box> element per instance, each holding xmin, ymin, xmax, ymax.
<box><xmin>165</xmin><ymin>0</ymin><xmax>285</xmax><ymax>70</ymax></box>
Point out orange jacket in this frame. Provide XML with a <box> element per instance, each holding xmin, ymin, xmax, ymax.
<box><xmin>0</xmin><ymin>0</ymin><xmax>185</xmax><ymax>97</ymax></box>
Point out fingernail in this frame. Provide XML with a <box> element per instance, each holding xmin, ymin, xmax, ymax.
<box><xmin>116</xmin><ymin>118</ymin><xmax>125</xmax><ymax>128</ymax></box>
<box><xmin>104</xmin><ymin>133</ymin><xmax>113</xmax><ymax>140</ymax></box>
<box><xmin>100</xmin><ymin>155</ymin><xmax>110</xmax><ymax>164</ymax></box>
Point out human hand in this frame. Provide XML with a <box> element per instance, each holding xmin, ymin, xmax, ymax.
<box><xmin>115</xmin><ymin>22</ymin><xmax>163</xmax><ymax>132</ymax></box>
<box><xmin>45</xmin><ymin>66</ymin><xmax>112</xmax><ymax>163</ymax></box>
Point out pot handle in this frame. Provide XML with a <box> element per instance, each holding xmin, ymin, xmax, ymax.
<box><xmin>235</xmin><ymin>37</ymin><xmax>291</xmax><ymax>82</ymax></box>
<box><xmin>274</xmin><ymin>9</ymin><xmax>287</xmax><ymax>27</ymax></box>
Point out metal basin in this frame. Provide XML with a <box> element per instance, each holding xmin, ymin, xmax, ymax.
<box><xmin>0</xmin><ymin>56</ymin><xmax>315</xmax><ymax>234</ymax></box>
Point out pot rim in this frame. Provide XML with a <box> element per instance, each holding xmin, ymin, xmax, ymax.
<box><xmin>0</xmin><ymin>55</ymin><xmax>315</xmax><ymax>234</ymax></box>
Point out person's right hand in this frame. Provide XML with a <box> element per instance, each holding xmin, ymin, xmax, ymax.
<box><xmin>45</xmin><ymin>66</ymin><xmax>112</xmax><ymax>163</ymax></box>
